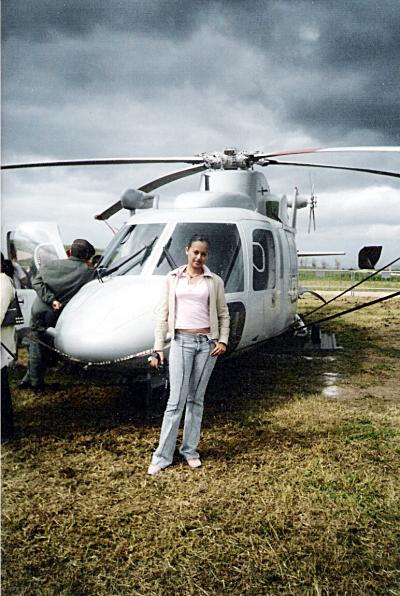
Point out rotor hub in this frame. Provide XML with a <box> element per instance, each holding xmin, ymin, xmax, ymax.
<box><xmin>200</xmin><ymin>148</ymin><xmax>254</xmax><ymax>170</ymax></box>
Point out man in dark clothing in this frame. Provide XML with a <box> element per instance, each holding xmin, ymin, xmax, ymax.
<box><xmin>19</xmin><ymin>239</ymin><xmax>96</xmax><ymax>391</ymax></box>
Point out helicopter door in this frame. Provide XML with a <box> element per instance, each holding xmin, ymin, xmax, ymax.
<box><xmin>251</xmin><ymin>228</ymin><xmax>279</xmax><ymax>338</ymax></box>
<box><xmin>3</xmin><ymin>222</ymin><xmax>67</xmax><ymax>330</ymax></box>
<box><xmin>284</xmin><ymin>231</ymin><xmax>298</xmax><ymax>303</ymax></box>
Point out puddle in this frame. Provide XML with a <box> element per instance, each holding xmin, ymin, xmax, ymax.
<box><xmin>302</xmin><ymin>355</ymin><xmax>337</xmax><ymax>362</ymax></box>
<box><xmin>322</xmin><ymin>372</ymin><xmax>342</xmax><ymax>398</ymax></box>
<box><xmin>322</xmin><ymin>385</ymin><xmax>342</xmax><ymax>398</ymax></box>
<box><xmin>301</xmin><ymin>356</ymin><xmax>343</xmax><ymax>398</ymax></box>
<box><xmin>324</xmin><ymin>372</ymin><xmax>339</xmax><ymax>381</ymax></box>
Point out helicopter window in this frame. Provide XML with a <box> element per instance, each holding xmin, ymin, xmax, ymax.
<box><xmin>6</xmin><ymin>232</ymin><xmax>32</xmax><ymax>288</ymax></box>
<box><xmin>154</xmin><ymin>223</ymin><xmax>244</xmax><ymax>293</ymax></box>
<box><xmin>252</xmin><ymin>229</ymin><xmax>276</xmax><ymax>291</ymax></box>
<box><xmin>100</xmin><ymin>224</ymin><xmax>165</xmax><ymax>275</ymax></box>
<box><xmin>6</xmin><ymin>230</ymin><xmax>62</xmax><ymax>288</ymax></box>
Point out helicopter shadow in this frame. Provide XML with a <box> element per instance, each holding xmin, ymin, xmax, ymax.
<box><xmin>8</xmin><ymin>318</ymin><xmax>371</xmax><ymax>442</ymax></box>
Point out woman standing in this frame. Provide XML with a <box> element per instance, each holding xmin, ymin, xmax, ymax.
<box><xmin>148</xmin><ymin>235</ymin><xmax>230</xmax><ymax>475</ymax></box>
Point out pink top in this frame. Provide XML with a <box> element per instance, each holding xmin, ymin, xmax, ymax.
<box><xmin>174</xmin><ymin>275</ymin><xmax>210</xmax><ymax>329</ymax></box>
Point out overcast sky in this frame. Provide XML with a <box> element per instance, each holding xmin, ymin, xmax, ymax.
<box><xmin>1</xmin><ymin>0</ymin><xmax>399</xmax><ymax>268</ymax></box>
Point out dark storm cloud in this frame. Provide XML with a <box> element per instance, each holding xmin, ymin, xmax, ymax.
<box><xmin>1</xmin><ymin>0</ymin><xmax>213</xmax><ymax>41</ymax></box>
<box><xmin>281</xmin><ymin>3</ymin><xmax>400</xmax><ymax>142</ymax></box>
<box><xmin>2</xmin><ymin>0</ymin><xmax>399</xmax><ymax>268</ymax></box>
<box><xmin>218</xmin><ymin>1</ymin><xmax>400</xmax><ymax>142</ymax></box>
<box><xmin>288</xmin><ymin>96</ymin><xmax>400</xmax><ymax>143</ymax></box>
<box><xmin>3</xmin><ymin>0</ymin><xmax>399</xmax><ymax>145</ymax></box>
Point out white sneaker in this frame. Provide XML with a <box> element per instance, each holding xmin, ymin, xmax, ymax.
<box><xmin>147</xmin><ymin>464</ymin><xmax>162</xmax><ymax>476</ymax></box>
<box><xmin>187</xmin><ymin>459</ymin><xmax>202</xmax><ymax>469</ymax></box>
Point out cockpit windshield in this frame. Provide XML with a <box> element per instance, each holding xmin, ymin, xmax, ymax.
<box><xmin>154</xmin><ymin>223</ymin><xmax>244</xmax><ymax>293</ymax></box>
<box><xmin>99</xmin><ymin>224</ymin><xmax>165</xmax><ymax>276</ymax></box>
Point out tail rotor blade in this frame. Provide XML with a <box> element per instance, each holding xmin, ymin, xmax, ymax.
<box><xmin>308</xmin><ymin>173</ymin><xmax>317</xmax><ymax>234</ymax></box>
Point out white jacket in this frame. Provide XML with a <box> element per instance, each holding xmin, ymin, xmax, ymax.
<box><xmin>1</xmin><ymin>273</ymin><xmax>17</xmax><ymax>367</ymax></box>
<box><xmin>154</xmin><ymin>265</ymin><xmax>230</xmax><ymax>351</ymax></box>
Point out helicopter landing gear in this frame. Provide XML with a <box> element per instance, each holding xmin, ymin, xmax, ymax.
<box><xmin>116</xmin><ymin>370</ymin><xmax>168</xmax><ymax>422</ymax></box>
<box><xmin>311</xmin><ymin>324</ymin><xmax>321</xmax><ymax>345</ymax></box>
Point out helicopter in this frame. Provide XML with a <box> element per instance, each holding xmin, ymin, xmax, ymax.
<box><xmin>2</xmin><ymin>146</ymin><xmax>399</xmax><ymax>391</ymax></box>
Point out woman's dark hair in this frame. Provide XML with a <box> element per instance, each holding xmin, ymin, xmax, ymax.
<box><xmin>186</xmin><ymin>235</ymin><xmax>210</xmax><ymax>249</ymax></box>
<box><xmin>1</xmin><ymin>253</ymin><xmax>15</xmax><ymax>279</ymax></box>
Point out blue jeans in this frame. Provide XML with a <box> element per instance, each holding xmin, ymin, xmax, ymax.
<box><xmin>151</xmin><ymin>333</ymin><xmax>217</xmax><ymax>469</ymax></box>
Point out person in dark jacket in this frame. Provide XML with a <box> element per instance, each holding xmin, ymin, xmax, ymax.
<box><xmin>19</xmin><ymin>239</ymin><xmax>96</xmax><ymax>391</ymax></box>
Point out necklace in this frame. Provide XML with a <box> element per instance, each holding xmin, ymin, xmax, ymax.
<box><xmin>186</xmin><ymin>269</ymin><xmax>203</xmax><ymax>279</ymax></box>
<box><xmin>187</xmin><ymin>272</ymin><xmax>202</xmax><ymax>279</ymax></box>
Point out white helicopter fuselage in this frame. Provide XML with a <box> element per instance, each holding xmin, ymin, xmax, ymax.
<box><xmin>54</xmin><ymin>169</ymin><xmax>301</xmax><ymax>368</ymax></box>
<box><xmin>3</xmin><ymin>146</ymin><xmax>396</xmax><ymax>375</ymax></box>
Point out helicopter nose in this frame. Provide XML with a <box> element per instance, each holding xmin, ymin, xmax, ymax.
<box><xmin>54</xmin><ymin>276</ymin><xmax>164</xmax><ymax>362</ymax></box>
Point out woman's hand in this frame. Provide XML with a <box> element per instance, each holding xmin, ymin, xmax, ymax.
<box><xmin>210</xmin><ymin>342</ymin><xmax>226</xmax><ymax>357</ymax></box>
<box><xmin>150</xmin><ymin>351</ymin><xmax>164</xmax><ymax>369</ymax></box>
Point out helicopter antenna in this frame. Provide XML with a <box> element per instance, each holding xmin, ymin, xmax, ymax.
<box><xmin>104</xmin><ymin>220</ymin><xmax>118</xmax><ymax>235</ymax></box>
<box><xmin>308</xmin><ymin>174</ymin><xmax>317</xmax><ymax>234</ymax></box>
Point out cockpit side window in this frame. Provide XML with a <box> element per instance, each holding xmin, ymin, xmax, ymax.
<box><xmin>154</xmin><ymin>223</ymin><xmax>244</xmax><ymax>293</ymax></box>
<box><xmin>100</xmin><ymin>224</ymin><xmax>165</xmax><ymax>275</ymax></box>
<box><xmin>252</xmin><ymin>228</ymin><xmax>276</xmax><ymax>291</ymax></box>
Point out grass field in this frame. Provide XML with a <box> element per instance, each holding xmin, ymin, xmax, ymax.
<box><xmin>2</xmin><ymin>296</ymin><xmax>400</xmax><ymax>595</ymax></box>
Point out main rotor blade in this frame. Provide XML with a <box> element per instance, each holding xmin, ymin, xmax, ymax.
<box><xmin>1</xmin><ymin>156</ymin><xmax>204</xmax><ymax>170</ymax></box>
<box><xmin>95</xmin><ymin>164</ymin><xmax>206</xmax><ymax>220</ymax></box>
<box><xmin>255</xmin><ymin>146</ymin><xmax>400</xmax><ymax>159</ymax></box>
<box><xmin>138</xmin><ymin>164</ymin><xmax>206</xmax><ymax>193</ymax></box>
<box><xmin>262</xmin><ymin>159</ymin><xmax>400</xmax><ymax>179</ymax></box>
